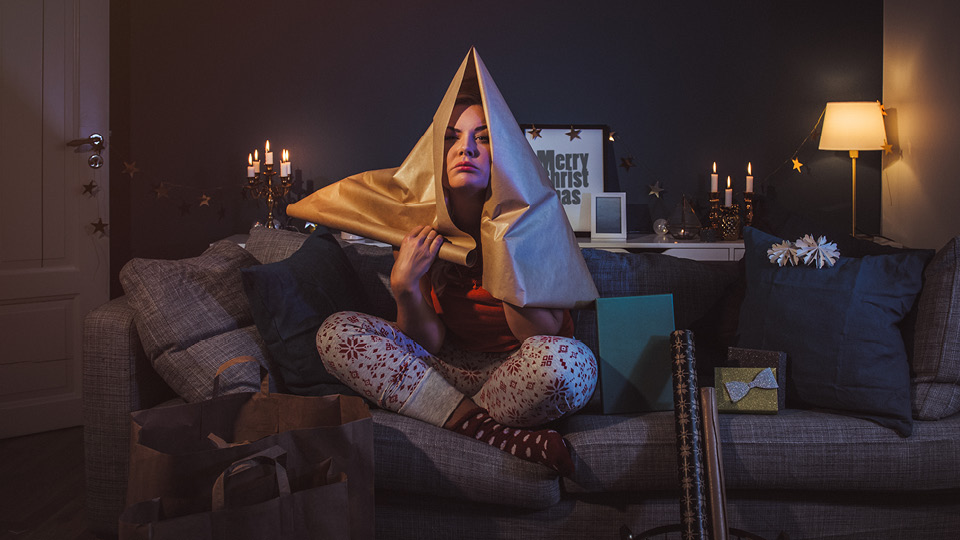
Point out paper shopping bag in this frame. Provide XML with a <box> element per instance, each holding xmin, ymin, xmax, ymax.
<box><xmin>125</xmin><ymin>357</ymin><xmax>373</xmax><ymax>539</ymax></box>
<box><xmin>120</xmin><ymin>446</ymin><xmax>350</xmax><ymax>540</ymax></box>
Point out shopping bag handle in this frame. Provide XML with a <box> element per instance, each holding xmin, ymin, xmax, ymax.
<box><xmin>211</xmin><ymin>445</ymin><xmax>291</xmax><ymax>511</ymax></box>
<box><xmin>213</xmin><ymin>355</ymin><xmax>270</xmax><ymax>396</ymax></box>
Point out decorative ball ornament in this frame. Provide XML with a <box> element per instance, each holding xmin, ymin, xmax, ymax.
<box><xmin>653</xmin><ymin>218</ymin><xmax>669</xmax><ymax>236</ymax></box>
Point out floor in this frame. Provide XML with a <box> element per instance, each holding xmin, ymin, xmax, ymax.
<box><xmin>0</xmin><ymin>426</ymin><xmax>98</xmax><ymax>540</ymax></box>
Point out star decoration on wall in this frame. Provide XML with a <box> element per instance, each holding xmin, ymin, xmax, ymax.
<box><xmin>882</xmin><ymin>140</ymin><xmax>893</xmax><ymax>154</ymax></box>
<box><xmin>527</xmin><ymin>126</ymin><xmax>542</xmax><ymax>140</ymax></box>
<box><xmin>648</xmin><ymin>181</ymin><xmax>665</xmax><ymax>198</ymax></box>
<box><xmin>122</xmin><ymin>161</ymin><xmax>140</xmax><ymax>179</ymax></box>
<box><xmin>565</xmin><ymin>127</ymin><xmax>581</xmax><ymax>141</ymax></box>
<box><xmin>620</xmin><ymin>157</ymin><xmax>636</xmax><ymax>172</ymax></box>
<box><xmin>91</xmin><ymin>217</ymin><xmax>108</xmax><ymax>235</ymax></box>
<box><xmin>154</xmin><ymin>182</ymin><xmax>170</xmax><ymax>199</ymax></box>
<box><xmin>608</xmin><ymin>131</ymin><xmax>617</xmax><ymax>142</ymax></box>
<box><xmin>792</xmin><ymin>158</ymin><xmax>804</xmax><ymax>172</ymax></box>
<box><xmin>199</xmin><ymin>193</ymin><xmax>211</xmax><ymax>207</ymax></box>
<box><xmin>81</xmin><ymin>180</ymin><xmax>98</xmax><ymax>196</ymax></box>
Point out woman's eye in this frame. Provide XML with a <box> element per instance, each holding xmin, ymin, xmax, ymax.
<box><xmin>476</xmin><ymin>134</ymin><xmax>490</xmax><ymax>143</ymax></box>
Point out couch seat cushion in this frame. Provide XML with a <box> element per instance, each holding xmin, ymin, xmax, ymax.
<box><xmin>562</xmin><ymin>410</ymin><xmax>960</xmax><ymax>494</ymax></box>
<box><xmin>371</xmin><ymin>409</ymin><xmax>561</xmax><ymax>509</ymax></box>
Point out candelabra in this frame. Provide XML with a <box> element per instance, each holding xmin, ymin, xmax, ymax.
<box><xmin>743</xmin><ymin>191</ymin><xmax>754</xmax><ymax>228</ymax></box>
<box><xmin>244</xmin><ymin>141</ymin><xmax>292</xmax><ymax>229</ymax></box>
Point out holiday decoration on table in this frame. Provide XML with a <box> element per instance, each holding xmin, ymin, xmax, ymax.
<box><xmin>767</xmin><ymin>234</ymin><xmax>839</xmax><ymax>268</ymax></box>
<box><xmin>648</xmin><ymin>180</ymin><xmax>665</xmax><ymax>198</ymax></box>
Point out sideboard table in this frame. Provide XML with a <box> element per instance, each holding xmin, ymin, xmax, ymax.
<box><xmin>577</xmin><ymin>233</ymin><xmax>744</xmax><ymax>262</ymax></box>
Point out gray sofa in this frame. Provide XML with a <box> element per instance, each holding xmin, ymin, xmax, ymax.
<box><xmin>83</xmin><ymin>226</ymin><xmax>960</xmax><ymax>539</ymax></box>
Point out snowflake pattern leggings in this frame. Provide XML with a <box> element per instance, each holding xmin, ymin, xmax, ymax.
<box><xmin>316</xmin><ymin>311</ymin><xmax>598</xmax><ymax>428</ymax></box>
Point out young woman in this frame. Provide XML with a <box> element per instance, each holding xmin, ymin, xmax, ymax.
<box><xmin>316</xmin><ymin>92</ymin><xmax>597</xmax><ymax>475</ymax></box>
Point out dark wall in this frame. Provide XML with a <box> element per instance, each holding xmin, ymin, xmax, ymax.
<box><xmin>110</xmin><ymin>0</ymin><xmax>882</xmax><ymax>295</ymax></box>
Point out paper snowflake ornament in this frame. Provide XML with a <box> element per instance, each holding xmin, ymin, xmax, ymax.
<box><xmin>795</xmin><ymin>234</ymin><xmax>840</xmax><ymax>268</ymax></box>
<box><xmin>767</xmin><ymin>240</ymin><xmax>798</xmax><ymax>267</ymax></box>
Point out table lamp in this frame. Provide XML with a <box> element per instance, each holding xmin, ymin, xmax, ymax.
<box><xmin>818</xmin><ymin>101</ymin><xmax>887</xmax><ymax>236</ymax></box>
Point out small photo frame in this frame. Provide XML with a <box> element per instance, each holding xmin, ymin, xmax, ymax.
<box><xmin>591</xmin><ymin>192</ymin><xmax>627</xmax><ymax>240</ymax></box>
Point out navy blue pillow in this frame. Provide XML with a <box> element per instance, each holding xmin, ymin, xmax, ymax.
<box><xmin>737</xmin><ymin>227</ymin><xmax>930</xmax><ymax>436</ymax></box>
<box><xmin>241</xmin><ymin>229</ymin><xmax>371</xmax><ymax>395</ymax></box>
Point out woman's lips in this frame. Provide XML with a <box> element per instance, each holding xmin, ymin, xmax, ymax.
<box><xmin>452</xmin><ymin>162</ymin><xmax>477</xmax><ymax>171</ymax></box>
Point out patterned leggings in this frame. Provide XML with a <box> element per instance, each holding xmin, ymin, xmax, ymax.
<box><xmin>317</xmin><ymin>311</ymin><xmax>598</xmax><ymax>428</ymax></box>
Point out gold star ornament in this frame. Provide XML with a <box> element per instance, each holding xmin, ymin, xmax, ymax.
<box><xmin>620</xmin><ymin>157</ymin><xmax>635</xmax><ymax>172</ymax></box>
<box><xmin>882</xmin><ymin>140</ymin><xmax>893</xmax><ymax>154</ymax></box>
<box><xmin>199</xmin><ymin>193</ymin><xmax>212</xmax><ymax>207</ymax></box>
<box><xmin>565</xmin><ymin>127</ymin><xmax>581</xmax><ymax>141</ymax></box>
<box><xmin>528</xmin><ymin>126</ymin><xmax>542</xmax><ymax>140</ymax></box>
<box><xmin>792</xmin><ymin>158</ymin><xmax>804</xmax><ymax>172</ymax></box>
<box><xmin>81</xmin><ymin>180</ymin><xmax>98</xmax><ymax>196</ymax></box>
<box><xmin>649</xmin><ymin>181</ymin><xmax>665</xmax><ymax>198</ymax></box>
<box><xmin>91</xmin><ymin>217</ymin><xmax>108</xmax><ymax>235</ymax></box>
<box><xmin>123</xmin><ymin>161</ymin><xmax>140</xmax><ymax>179</ymax></box>
<box><xmin>154</xmin><ymin>182</ymin><xmax>169</xmax><ymax>199</ymax></box>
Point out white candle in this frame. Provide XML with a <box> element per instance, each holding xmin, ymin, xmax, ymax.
<box><xmin>265</xmin><ymin>140</ymin><xmax>273</xmax><ymax>165</ymax></box>
<box><xmin>725</xmin><ymin>176</ymin><xmax>733</xmax><ymax>207</ymax></box>
<box><xmin>253</xmin><ymin>149</ymin><xmax>260</xmax><ymax>173</ymax></box>
<box><xmin>746</xmin><ymin>162</ymin><xmax>754</xmax><ymax>193</ymax></box>
<box><xmin>281</xmin><ymin>149</ymin><xmax>291</xmax><ymax>177</ymax></box>
<box><xmin>247</xmin><ymin>153</ymin><xmax>255</xmax><ymax>177</ymax></box>
<box><xmin>710</xmin><ymin>162</ymin><xmax>718</xmax><ymax>192</ymax></box>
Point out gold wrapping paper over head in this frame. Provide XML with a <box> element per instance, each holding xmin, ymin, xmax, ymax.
<box><xmin>287</xmin><ymin>48</ymin><xmax>598</xmax><ymax>308</ymax></box>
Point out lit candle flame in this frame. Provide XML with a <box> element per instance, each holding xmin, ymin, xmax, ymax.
<box><xmin>727</xmin><ymin>176</ymin><xmax>731</xmax><ymax>189</ymax></box>
<box><xmin>265</xmin><ymin>140</ymin><xmax>271</xmax><ymax>153</ymax></box>
<box><xmin>748</xmin><ymin>162</ymin><xmax>752</xmax><ymax>175</ymax></box>
<box><xmin>713</xmin><ymin>162</ymin><xmax>717</xmax><ymax>174</ymax></box>
<box><xmin>248</xmin><ymin>153</ymin><xmax>252</xmax><ymax>165</ymax></box>
<box><xmin>254</xmin><ymin>149</ymin><xmax>258</xmax><ymax>161</ymax></box>
<box><xmin>283</xmin><ymin>149</ymin><xmax>289</xmax><ymax>162</ymax></box>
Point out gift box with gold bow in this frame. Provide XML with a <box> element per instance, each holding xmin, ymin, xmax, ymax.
<box><xmin>727</xmin><ymin>347</ymin><xmax>787</xmax><ymax>409</ymax></box>
<box><xmin>715</xmin><ymin>367</ymin><xmax>780</xmax><ymax>414</ymax></box>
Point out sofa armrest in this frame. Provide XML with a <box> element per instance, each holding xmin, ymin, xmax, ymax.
<box><xmin>82</xmin><ymin>295</ymin><xmax>175</xmax><ymax>537</ymax></box>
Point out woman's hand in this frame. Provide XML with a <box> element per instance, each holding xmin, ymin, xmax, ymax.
<box><xmin>391</xmin><ymin>226</ymin><xmax>446</xmax><ymax>353</ymax></box>
<box><xmin>390</xmin><ymin>226</ymin><xmax>444</xmax><ymax>297</ymax></box>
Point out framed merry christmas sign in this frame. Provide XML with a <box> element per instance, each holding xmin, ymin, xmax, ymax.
<box><xmin>522</xmin><ymin>124</ymin><xmax>608</xmax><ymax>232</ymax></box>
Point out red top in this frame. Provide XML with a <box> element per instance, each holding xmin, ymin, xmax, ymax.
<box><xmin>430</xmin><ymin>274</ymin><xmax>575</xmax><ymax>353</ymax></box>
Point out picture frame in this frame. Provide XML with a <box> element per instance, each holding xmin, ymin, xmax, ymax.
<box><xmin>521</xmin><ymin>124</ymin><xmax>608</xmax><ymax>232</ymax></box>
<box><xmin>591</xmin><ymin>192</ymin><xmax>627</xmax><ymax>240</ymax></box>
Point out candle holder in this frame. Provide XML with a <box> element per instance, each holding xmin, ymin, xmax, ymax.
<box><xmin>743</xmin><ymin>192</ymin><xmax>754</xmax><ymax>228</ymax></box>
<box><xmin>720</xmin><ymin>205</ymin><xmax>742</xmax><ymax>241</ymax></box>
<box><xmin>707</xmin><ymin>191</ymin><xmax>722</xmax><ymax>231</ymax></box>
<box><xmin>245</xmin><ymin>162</ymin><xmax>292</xmax><ymax>229</ymax></box>
<box><xmin>668</xmin><ymin>195</ymin><xmax>701</xmax><ymax>240</ymax></box>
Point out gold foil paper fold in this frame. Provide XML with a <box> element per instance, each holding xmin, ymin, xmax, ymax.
<box><xmin>287</xmin><ymin>48</ymin><xmax>598</xmax><ymax>308</ymax></box>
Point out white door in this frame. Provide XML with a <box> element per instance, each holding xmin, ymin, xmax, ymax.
<box><xmin>0</xmin><ymin>0</ymin><xmax>109</xmax><ymax>438</ymax></box>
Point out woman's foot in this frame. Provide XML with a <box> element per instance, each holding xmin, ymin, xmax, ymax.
<box><xmin>447</xmin><ymin>406</ymin><xmax>574</xmax><ymax>476</ymax></box>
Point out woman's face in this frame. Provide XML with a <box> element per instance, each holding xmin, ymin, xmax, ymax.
<box><xmin>444</xmin><ymin>103</ymin><xmax>491</xmax><ymax>196</ymax></box>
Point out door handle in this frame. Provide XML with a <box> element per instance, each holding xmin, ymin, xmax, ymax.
<box><xmin>67</xmin><ymin>133</ymin><xmax>105</xmax><ymax>169</ymax></box>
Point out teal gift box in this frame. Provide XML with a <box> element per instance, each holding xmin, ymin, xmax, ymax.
<box><xmin>596</xmin><ymin>294</ymin><xmax>675</xmax><ymax>414</ymax></box>
<box><xmin>715</xmin><ymin>367</ymin><xmax>780</xmax><ymax>414</ymax></box>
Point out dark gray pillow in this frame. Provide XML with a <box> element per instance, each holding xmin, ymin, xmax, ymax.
<box><xmin>119</xmin><ymin>241</ymin><xmax>264</xmax><ymax>402</ymax></box>
<box><xmin>912</xmin><ymin>235</ymin><xmax>960</xmax><ymax>419</ymax></box>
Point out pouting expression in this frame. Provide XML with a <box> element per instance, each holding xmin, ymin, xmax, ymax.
<box><xmin>443</xmin><ymin>103</ymin><xmax>491</xmax><ymax>196</ymax></box>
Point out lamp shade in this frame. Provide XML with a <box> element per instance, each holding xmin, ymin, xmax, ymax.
<box><xmin>818</xmin><ymin>101</ymin><xmax>886</xmax><ymax>151</ymax></box>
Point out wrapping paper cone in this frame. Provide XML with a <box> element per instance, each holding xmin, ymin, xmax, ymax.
<box><xmin>287</xmin><ymin>48</ymin><xmax>598</xmax><ymax>309</ymax></box>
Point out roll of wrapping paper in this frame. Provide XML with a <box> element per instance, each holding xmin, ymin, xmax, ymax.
<box><xmin>670</xmin><ymin>329</ymin><xmax>708</xmax><ymax>540</ymax></box>
<box><xmin>700</xmin><ymin>387</ymin><xmax>727</xmax><ymax>540</ymax></box>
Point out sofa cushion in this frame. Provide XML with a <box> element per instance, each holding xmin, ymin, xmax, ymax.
<box><xmin>241</xmin><ymin>228</ymin><xmax>372</xmax><ymax>394</ymax></box>
<box><xmin>338</xmin><ymin>241</ymin><xmax>397</xmax><ymax>322</ymax></box>
<box><xmin>912</xmin><ymin>235</ymin><xmax>960</xmax><ymax>419</ymax></box>
<box><xmin>119</xmin><ymin>240</ymin><xmax>265</xmax><ymax>402</ymax></box>
<box><xmin>371</xmin><ymin>409</ymin><xmax>562</xmax><ymax>509</ymax></box>
<box><xmin>243</xmin><ymin>226</ymin><xmax>309</xmax><ymax>264</ymax></box>
<box><xmin>737</xmin><ymin>227</ymin><xmax>930</xmax><ymax>436</ymax></box>
<box><xmin>562</xmin><ymin>410</ymin><xmax>960</xmax><ymax>494</ymax></box>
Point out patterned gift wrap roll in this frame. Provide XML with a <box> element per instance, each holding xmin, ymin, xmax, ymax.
<box><xmin>670</xmin><ymin>329</ymin><xmax>708</xmax><ymax>540</ymax></box>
